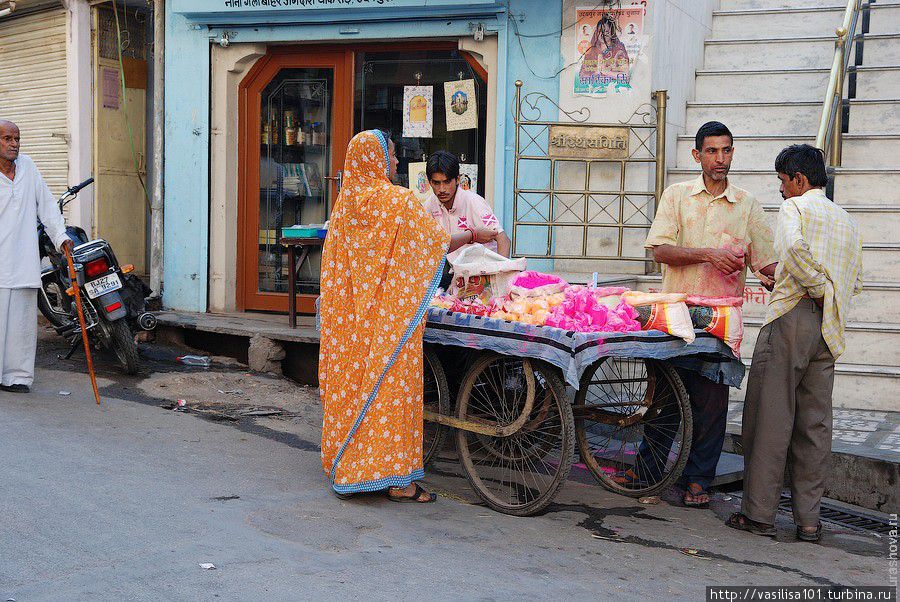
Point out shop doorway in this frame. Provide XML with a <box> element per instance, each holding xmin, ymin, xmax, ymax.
<box><xmin>92</xmin><ymin>6</ymin><xmax>150</xmax><ymax>274</ymax></box>
<box><xmin>237</xmin><ymin>44</ymin><xmax>486</xmax><ymax>314</ymax></box>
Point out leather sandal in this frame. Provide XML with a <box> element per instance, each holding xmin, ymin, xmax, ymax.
<box><xmin>387</xmin><ymin>483</ymin><xmax>436</xmax><ymax>504</ymax></box>
<box><xmin>726</xmin><ymin>512</ymin><xmax>776</xmax><ymax>538</ymax></box>
<box><xmin>797</xmin><ymin>523</ymin><xmax>822</xmax><ymax>543</ymax></box>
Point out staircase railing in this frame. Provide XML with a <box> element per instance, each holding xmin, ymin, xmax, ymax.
<box><xmin>816</xmin><ymin>0</ymin><xmax>864</xmax><ymax>179</ymax></box>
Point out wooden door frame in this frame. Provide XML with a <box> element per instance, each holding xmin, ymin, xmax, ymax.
<box><xmin>237</xmin><ymin>48</ymin><xmax>353</xmax><ymax>313</ymax></box>
<box><xmin>236</xmin><ymin>41</ymin><xmax>471</xmax><ymax>313</ymax></box>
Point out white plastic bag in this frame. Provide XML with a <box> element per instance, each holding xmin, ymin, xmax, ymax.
<box><xmin>447</xmin><ymin>245</ymin><xmax>527</xmax><ymax>301</ymax></box>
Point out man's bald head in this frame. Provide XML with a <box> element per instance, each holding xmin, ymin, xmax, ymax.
<box><xmin>0</xmin><ymin>120</ymin><xmax>20</xmax><ymax>162</ymax></box>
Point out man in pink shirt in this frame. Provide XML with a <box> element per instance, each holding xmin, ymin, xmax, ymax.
<box><xmin>422</xmin><ymin>151</ymin><xmax>511</xmax><ymax>257</ymax></box>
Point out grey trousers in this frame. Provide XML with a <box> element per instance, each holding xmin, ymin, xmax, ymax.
<box><xmin>0</xmin><ymin>288</ymin><xmax>38</xmax><ymax>387</ymax></box>
<box><xmin>741</xmin><ymin>298</ymin><xmax>835</xmax><ymax>527</ymax></box>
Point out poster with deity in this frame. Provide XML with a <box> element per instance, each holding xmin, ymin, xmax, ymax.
<box><xmin>407</xmin><ymin>161</ymin><xmax>431</xmax><ymax>203</ymax></box>
<box><xmin>458</xmin><ymin>164</ymin><xmax>479</xmax><ymax>194</ymax></box>
<box><xmin>444</xmin><ymin>79</ymin><xmax>478</xmax><ymax>131</ymax></box>
<box><xmin>402</xmin><ymin>86</ymin><xmax>433</xmax><ymax>138</ymax></box>
<box><xmin>574</xmin><ymin>5</ymin><xmax>644</xmax><ymax>97</ymax></box>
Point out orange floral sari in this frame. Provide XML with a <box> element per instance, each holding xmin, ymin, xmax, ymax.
<box><xmin>319</xmin><ymin>130</ymin><xmax>449</xmax><ymax>494</ymax></box>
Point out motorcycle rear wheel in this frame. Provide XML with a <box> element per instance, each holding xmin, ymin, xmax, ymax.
<box><xmin>105</xmin><ymin>319</ymin><xmax>139</xmax><ymax>375</ymax></box>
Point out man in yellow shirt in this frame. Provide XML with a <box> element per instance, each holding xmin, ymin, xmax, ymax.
<box><xmin>642</xmin><ymin>121</ymin><xmax>778</xmax><ymax>508</ymax></box>
<box><xmin>727</xmin><ymin>145</ymin><xmax>863</xmax><ymax>542</ymax></box>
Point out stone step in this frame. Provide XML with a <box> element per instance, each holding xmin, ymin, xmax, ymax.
<box><xmin>845</xmin><ymin>98</ymin><xmax>900</xmax><ymax>133</ymax></box>
<box><xmin>675</xmin><ymin>134</ymin><xmax>900</xmax><ymax>171</ymax></box>
<box><xmin>762</xmin><ymin>203</ymin><xmax>900</xmax><ymax>244</ymax></box>
<box><xmin>712</xmin><ymin>6</ymin><xmax>863</xmax><ymax>39</ymax></box>
<box><xmin>854</xmin><ymin>65</ymin><xmax>900</xmax><ymax>99</ymax></box>
<box><xmin>861</xmin><ymin>243</ymin><xmax>900</xmax><ymax>280</ymax></box>
<box><xmin>684</xmin><ymin>99</ymin><xmax>900</xmax><ymax>136</ymax></box>
<box><xmin>743</xmin><ymin>319</ymin><xmax>900</xmax><ymax>366</ymax></box>
<box><xmin>860</xmin><ymin>33</ymin><xmax>900</xmax><ymax>64</ymax></box>
<box><xmin>730</xmin><ymin>361</ymin><xmax>900</xmax><ymax>412</ymax></box>
<box><xmin>636</xmin><ymin>274</ymin><xmax>900</xmax><ymax>323</ymax></box>
<box><xmin>703</xmin><ymin>35</ymin><xmax>856</xmax><ymax>70</ymax></box>
<box><xmin>869</xmin><ymin>3</ymin><xmax>900</xmax><ymax>36</ymax></box>
<box><xmin>694</xmin><ymin>68</ymin><xmax>831</xmax><ymax>103</ymax></box>
<box><xmin>667</xmin><ymin>167</ymin><xmax>900</xmax><ymax>205</ymax></box>
<box><xmin>694</xmin><ymin>65</ymin><xmax>900</xmax><ymax>103</ymax></box>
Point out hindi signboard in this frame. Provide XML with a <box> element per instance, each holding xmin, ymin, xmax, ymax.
<box><xmin>548</xmin><ymin>125</ymin><xmax>629</xmax><ymax>160</ymax></box>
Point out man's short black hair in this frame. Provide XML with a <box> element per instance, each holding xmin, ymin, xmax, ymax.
<box><xmin>426</xmin><ymin>150</ymin><xmax>460</xmax><ymax>181</ymax></box>
<box><xmin>775</xmin><ymin>144</ymin><xmax>828</xmax><ymax>187</ymax></box>
<box><xmin>695</xmin><ymin>121</ymin><xmax>734</xmax><ymax>150</ymax></box>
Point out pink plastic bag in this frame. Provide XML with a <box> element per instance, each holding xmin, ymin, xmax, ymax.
<box><xmin>507</xmin><ymin>271</ymin><xmax>568</xmax><ymax>298</ymax></box>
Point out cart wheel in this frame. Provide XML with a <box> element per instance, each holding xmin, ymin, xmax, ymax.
<box><xmin>423</xmin><ymin>347</ymin><xmax>450</xmax><ymax>467</ymax></box>
<box><xmin>573</xmin><ymin>358</ymin><xmax>691</xmax><ymax>497</ymax></box>
<box><xmin>456</xmin><ymin>354</ymin><xmax>575</xmax><ymax>516</ymax></box>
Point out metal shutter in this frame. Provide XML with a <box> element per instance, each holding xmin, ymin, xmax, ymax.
<box><xmin>0</xmin><ymin>9</ymin><xmax>68</xmax><ymax>194</ymax></box>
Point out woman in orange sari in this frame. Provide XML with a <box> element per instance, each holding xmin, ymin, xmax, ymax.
<box><xmin>319</xmin><ymin>130</ymin><xmax>450</xmax><ymax>502</ymax></box>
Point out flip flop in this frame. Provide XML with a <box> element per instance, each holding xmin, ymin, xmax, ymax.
<box><xmin>610</xmin><ymin>469</ymin><xmax>649</xmax><ymax>487</ymax></box>
<box><xmin>333</xmin><ymin>490</ymin><xmax>355</xmax><ymax>500</ymax></box>
<box><xmin>726</xmin><ymin>512</ymin><xmax>776</xmax><ymax>538</ymax></box>
<box><xmin>683</xmin><ymin>484</ymin><xmax>711</xmax><ymax>509</ymax></box>
<box><xmin>797</xmin><ymin>523</ymin><xmax>822</xmax><ymax>543</ymax></box>
<box><xmin>387</xmin><ymin>483</ymin><xmax>436</xmax><ymax>504</ymax></box>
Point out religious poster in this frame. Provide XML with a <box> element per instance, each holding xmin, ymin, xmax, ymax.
<box><xmin>458</xmin><ymin>163</ymin><xmax>479</xmax><ymax>193</ymax></box>
<box><xmin>402</xmin><ymin>86</ymin><xmax>433</xmax><ymax>138</ymax></box>
<box><xmin>101</xmin><ymin>67</ymin><xmax>120</xmax><ymax>110</ymax></box>
<box><xmin>444</xmin><ymin>79</ymin><xmax>477</xmax><ymax>132</ymax></box>
<box><xmin>574</xmin><ymin>5</ymin><xmax>645</xmax><ymax>97</ymax></box>
<box><xmin>407</xmin><ymin>161</ymin><xmax>431</xmax><ymax>203</ymax></box>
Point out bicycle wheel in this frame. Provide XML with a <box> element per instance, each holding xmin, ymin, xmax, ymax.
<box><xmin>422</xmin><ymin>347</ymin><xmax>450</xmax><ymax>467</ymax></box>
<box><xmin>573</xmin><ymin>358</ymin><xmax>691</xmax><ymax>497</ymax></box>
<box><xmin>456</xmin><ymin>354</ymin><xmax>575</xmax><ymax>516</ymax></box>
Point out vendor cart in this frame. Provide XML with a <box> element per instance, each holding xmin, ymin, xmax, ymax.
<box><xmin>420</xmin><ymin>307</ymin><xmax>745</xmax><ymax>516</ymax></box>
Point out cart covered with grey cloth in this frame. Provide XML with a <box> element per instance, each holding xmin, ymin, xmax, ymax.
<box><xmin>420</xmin><ymin>307</ymin><xmax>744</xmax><ymax>516</ymax></box>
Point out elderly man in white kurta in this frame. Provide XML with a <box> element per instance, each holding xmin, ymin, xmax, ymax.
<box><xmin>0</xmin><ymin>120</ymin><xmax>72</xmax><ymax>393</ymax></box>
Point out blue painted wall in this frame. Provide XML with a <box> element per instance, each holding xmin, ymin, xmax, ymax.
<box><xmin>503</xmin><ymin>0</ymin><xmax>562</xmax><ymax>272</ymax></box>
<box><xmin>162</xmin><ymin>0</ymin><xmax>563</xmax><ymax>311</ymax></box>
<box><xmin>163</xmin><ymin>4</ymin><xmax>211</xmax><ymax>312</ymax></box>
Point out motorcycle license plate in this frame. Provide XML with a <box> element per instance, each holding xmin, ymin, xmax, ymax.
<box><xmin>84</xmin><ymin>273</ymin><xmax>122</xmax><ymax>299</ymax></box>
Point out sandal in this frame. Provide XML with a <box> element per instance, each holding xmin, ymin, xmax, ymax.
<box><xmin>333</xmin><ymin>490</ymin><xmax>355</xmax><ymax>500</ymax></box>
<box><xmin>797</xmin><ymin>523</ymin><xmax>822</xmax><ymax>543</ymax></box>
<box><xmin>610</xmin><ymin>469</ymin><xmax>649</xmax><ymax>487</ymax></box>
<box><xmin>387</xmin><ymin>483</ymin><xmax>436</xmax><ymax>504</ymax></box>
<box><xmin>726</xmin><ymin>512</ymin><xmax>776</xmax><ymax>538</ymax></box>
<box><xmin>683</xmin><ymin>483</ymin><xmax>711</xmax><ymax>509</ymax></box>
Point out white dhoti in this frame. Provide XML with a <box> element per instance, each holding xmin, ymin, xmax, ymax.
<box><xmin>0</xmin><ymin>288</ymin><xmax>38</xmax><ymax>387</ymax></box>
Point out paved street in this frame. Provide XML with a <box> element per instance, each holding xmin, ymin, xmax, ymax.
<box><xmin>0</xmin><ymin>333</ymin><xmax>892</xmax><ymax>601</ymax></box>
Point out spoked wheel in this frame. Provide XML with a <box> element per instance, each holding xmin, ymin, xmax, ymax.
<box><xmin>456</xmin><ymin>353</ymin><xmax>575</xmax><ymax>516</ymax></box>
<box><xmin>422</xmin><ymin>347</ymin><xmax>450</xmax><ymax>467</ymax></box>
<box><xmin>573</xmin><ymin>358</ymin><xmax>691</xmax><ymax>497</ymax></box>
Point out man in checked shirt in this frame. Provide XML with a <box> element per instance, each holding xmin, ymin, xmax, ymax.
<box><xmin>727</xmin><ymin>145</ymin><xmax>863</xmax><ymax>543</ymax></box>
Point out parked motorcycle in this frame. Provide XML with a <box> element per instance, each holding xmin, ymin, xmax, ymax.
<box><xmin>37</xmin><ymin>178</ymin><xmax>157</xmax><ymax>375</ymax></box>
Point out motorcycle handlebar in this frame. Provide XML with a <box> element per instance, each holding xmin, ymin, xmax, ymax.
<box><xmin>67</xmin><ymin>177</ymin><xmax>94</xmax><ymax>195</ymax></box>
